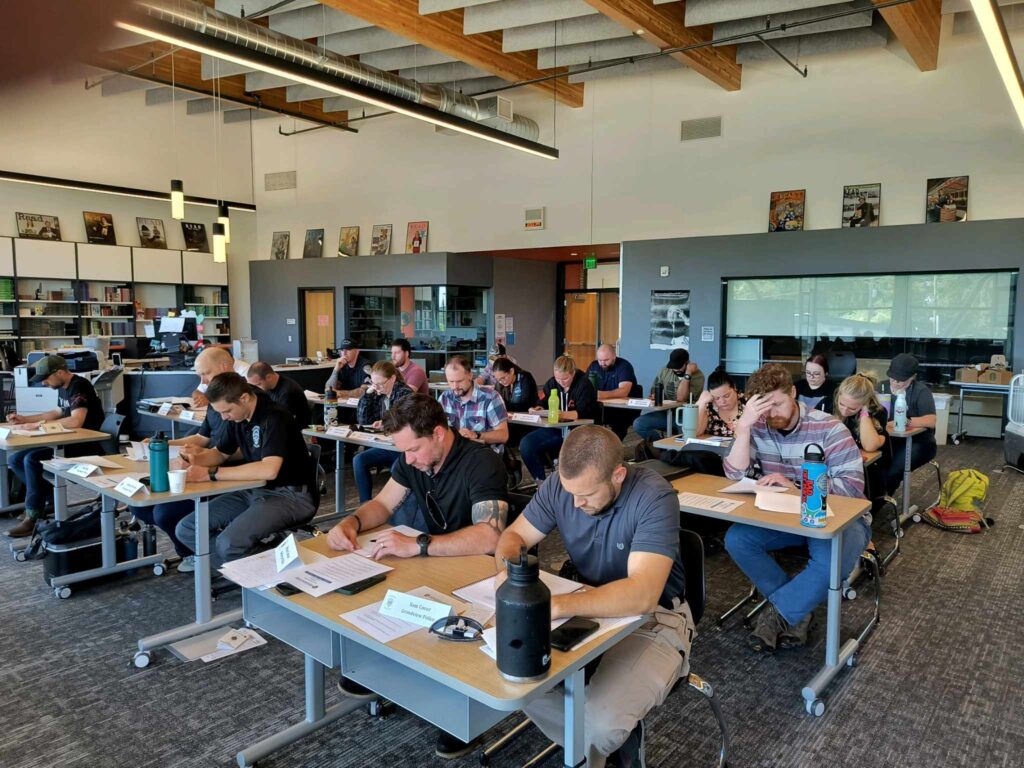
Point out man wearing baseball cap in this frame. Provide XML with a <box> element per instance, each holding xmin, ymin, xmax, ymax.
<box><xmin>632</xmin><ymin>348</ymin><xmax>704</xmax><ymax>441</ymax></box>
<box><xmin>4</xmin><ymin>355</ymin><xmax>104</xmax><ymax>537</ymax></box>
<box><xmin>324</xmin><ymin>339</ymin><xmax>371</xmax><ymax>399</ymax></box>
<box><xmin>882</xmin><ymin>353</ymin><xmax>937</xmax><ymax>494</ymax></box>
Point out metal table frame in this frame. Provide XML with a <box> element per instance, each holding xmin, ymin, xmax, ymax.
<box><xmin>302</xmin><ymin>428</ymin><xmax>400</xmax><ymax>520</ymax></box>
<box><xmin>601</xmin><ymin>399</ymin><xmax>678</xmax><ymax>436</ymax></box>
<box><xmin>949</xmin><ymin>381</ymin><xmax>1011</xmax><ymax>444</ymax></box>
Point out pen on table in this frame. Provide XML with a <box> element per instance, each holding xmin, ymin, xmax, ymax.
<box><xmin>307</xmin><ymin>570</ymin><xmax>332</xmax><ymax>584</ymax></box>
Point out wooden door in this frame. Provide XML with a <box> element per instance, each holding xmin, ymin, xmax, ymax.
<box><xmin>599</xmin><ymin>292</ymin><xmax>619</xmax><ymax>348</ymax></box>
<box><xmin>303</xmin><ymin>289</ymin><xmax>335</xmax><ymax>357</ymax></box>
<box><xmin>564</xmin><ymin>292</ymin><xmax>597</xmax><ymax>366</ymax></box>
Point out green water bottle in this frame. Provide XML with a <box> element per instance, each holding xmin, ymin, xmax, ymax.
<box><xmin>547</xmin><ymin>388</ymin><xmax>560</xmax><ymax>424</ymax></box>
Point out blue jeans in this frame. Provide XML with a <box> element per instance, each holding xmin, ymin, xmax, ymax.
<box><xmin>632</xmin><ymin>411</ymin><xmax>669</xmax><ymax>441</ymax></box>
<box><xmin>8</xmin><ymin>447</ymin><xmax>53</xmax><ymax>515</ymax></box>
<box><xmin>133</xmin><ymin>500</ymin><xmax>193</xmax><ymax>557</ymax></box>
<box><xmin>724</xmin><ymin>518</ymin><xmax>871</xmax><ymax>626</ymax></box>
<box><xmin>352</xmin><ymin>448</ymin><xmax>398</xmax><ymax>503</ymax></box>
<box><xmin>519</xmin><ymin>428</ymin><xmax>564</xmax><ymax>481</ymax></box>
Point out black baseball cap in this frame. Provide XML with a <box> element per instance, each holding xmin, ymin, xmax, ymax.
<box><xmin>31</xmin><ymin>354</ymin><xmax>68</xmax><ymax>383</ymax></box>
<box><xmin>668</xmin><ymin>348</ymin><xmax>690</xmax><ymax>369</ymax></box>
<box><xmin>339</xmin><ymin>338</ymin><xmax>356</xmax><ymax>350</ymax></box>
<box><xmin>886</xmin><ymin>353</ymin><xmax>919</xmax><ymax>381</ymax></box>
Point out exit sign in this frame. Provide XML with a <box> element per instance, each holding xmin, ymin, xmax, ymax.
<box><xmin>583</xmin><ymin>256</ymin><xmax>597</xmax><ymax>269</ymax></box>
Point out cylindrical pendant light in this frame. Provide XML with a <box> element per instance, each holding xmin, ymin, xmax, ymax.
<box><xmin>170</xmin><ymin>179</ymin><xmax>185</xmax><ymax>220</ymax></box>
<box><xmin>217</xmin><ymin>202</ymin><xmax>231</xmax><ymax>244</ymax></box>
<box><xmin>212</xmin><ymin>222</ymin><xmax>227</xmax><ymax>263</ymax></box>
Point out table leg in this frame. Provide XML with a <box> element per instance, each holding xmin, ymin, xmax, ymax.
<box><xmin>336</xmin><ymin>444</ymin><xmax>345</xmax><ymax>513</ymax></box>
<box><xmin>170</xmin><ymin>420</ymin><xmax>178</xmax><ymax>440</ymax></box>
<box><xmin>52</xmin><ymin>446</ymin><xmax>68</xmax><ymax>523</ymax></box>
<box><xmin>898</xmin><ymin>434</ymin><xmax>916</xmax><ymax>526</ymax></box>
<box><xmin>666</xmin><ymin>409</ymin><xmax>673</xmax><ymax>437</ymax></box>
<box><xmin>235</xmin><ymin>653</ymin><xmax>364</xmax><ymax>767</ymax></box>
<box><xmin>563</xmin><ymin>666</ymin><xmax>586</xmax><ymax>768</ymax></box>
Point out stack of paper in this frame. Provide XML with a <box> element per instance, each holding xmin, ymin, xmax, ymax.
<box><xmin>124</xmin><ymin>442</ymin><xmax>182</xmax><ymax>461</ymax></box>
<box><xmin>677</xmin><ymin>492</ymin><xmax>744</xmax><ymax>514</ymax></box>
<box><xmin>50</xmin><ymin>455</ymin><xmax>124</xmax><ymax>469</ymax></box>
<box><xmin>479</xmin><ymin>615</ymin><xmax>641</xmax><ymax>660</ymax></box>
<box><xmin>754</xmin><ymin>492</ymin><xmax>834</xmax><ymax>517</ymax></box>
<box><xmin>219</xmin><ymin>548</ymin><xmax>393</xmax><ymax>596</ymax></box>
<box><xmin>200</xmin><ymin>628</ymin><xmax>266</xmax><ymax>662</ymax></box>
<box><xmin>720</xmin><ymin>477</ymin><xmax>787</xmax><ymax>494</ymax></box>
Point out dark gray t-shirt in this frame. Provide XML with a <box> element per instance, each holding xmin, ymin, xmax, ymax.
<box><xmin>523</xmin><ymin>466</ymin><xmax>685</xmax><ymax>607</ymax></box>
<box><xmin>886</xmin><ymin>379</ymin><xmax>937</xmax><ymax>447</ymax></box>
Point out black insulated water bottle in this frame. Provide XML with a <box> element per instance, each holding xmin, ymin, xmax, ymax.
<box><xmin>495</xmin><ymin>547</ymin><xmax>551</xmax><ymax>683</ymax></box>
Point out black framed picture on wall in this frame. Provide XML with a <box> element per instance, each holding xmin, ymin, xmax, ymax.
<box><xmin>181</xmin><ymin>221</ymin><xmax>209</xmax><ymax>251</ymax></box>
<box><xmin>841</xmin><ymin>183</ymin><xmax>880</xmax><ymax>227</ymax></box>
<box><xmin>83</xmin><ymin>211</ymin><xmax>116</xmax><ymax>244</ymax></box>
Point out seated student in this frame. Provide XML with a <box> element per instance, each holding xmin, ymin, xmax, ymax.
<box><xmin>439</xmin><ymin>354</ymin><xmax>509</xmax><ymax>453</ymax></box>
<box><xmin>587</xmin><ymin>344</ymin><xmax>638</xmax><ymax>402</ymax></box>
<box><xmin>138</xmin><ymin>346</ymin><xmax>239</xmax><ymax>571</ymax></box>
<box><xmin>351</xmin><ymin>361</ymin><xmax>414</xmax><ymax>503</ymax></box>
<box><xmin>5</xmin><ymin>355</ymin><xmax>104</xmax><ymax>538</ymax></box>
<box><xmin>175</xmin><ymin>373</ymin><xmax>316</xmax><ymax>569</ymax></box>
<box><xmin>492</xmin><ymin>357</ymin><xmax>538</xmax><ymax>413</ymax></box>
<box><xmin>475</xmin><ymin>342</ymin><xmax>516</xmax><ymax>386</ymax></box>
<box><xmin>880</xmin><ymin>353</ymin><xmax>937</xmax><ymax>495</ymax></box>
<box><xmin>190</xmin><ymin>354</ymin><xmax>251</xmax><ymax>409</ymax></box>
<box><xmin>722</xmin><ymin>363</ymin><xmax>869</xmax><ymax>652</ymax></box>
<box><xmin>632</xmin><ymin>348</ymin><xmax>705</xmax><ymax>440</ymax></box>
<box><xmin>390</xmin><ymin>337</ymin><xmax>429</xmax><ymax>395</ymax></box>
<box><xmin>795</xmin><ymin>354</ymin><xmax>835</xmax><ymax>413</ymax></box>
<box><xmin>246</xmin><ymin>361</ymin><xmax>311</xmax><ymax>427</ymax></box>
<box><xmin>325</xmin><ymin>340</ymin><xmax>371</xmax><ymax>399</ymax></box>
<box><xmin>519</xmin><ymin>356</ymin><xmax>599</xmax><ymax>483</ymax></box>
<box><xmin>496</xmin><ymin>425</ymin><xmax>692</xmax><ymax>768</ymax></box>
<box><xmin>327</xmin><ymin>393</ymin><xmax>509</xmax><ymax>759</ymax></box>
<box><xmin>834</xmin><ymin>373</ymin><xmax>889</xmax><ymax>505</ymax></box>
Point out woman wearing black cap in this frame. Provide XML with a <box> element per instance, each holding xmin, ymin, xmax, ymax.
<box><xmin>881</xmin><ymin>353</ymin><xmax>937</xmax><ymax>495</ymax></box>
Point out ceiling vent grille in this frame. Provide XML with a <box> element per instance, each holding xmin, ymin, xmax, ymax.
<box><xmin>264</xmin><ymin>171</ymin><xmax>297</xmax><ymax>191</ymax></box>
<box><xmin>680</xmin><ymin>116</ymin><xmax>722</xmax><ymax>142</ymax></box>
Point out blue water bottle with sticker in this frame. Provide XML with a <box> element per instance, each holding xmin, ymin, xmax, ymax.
<box><xmin>800</xmin><ymin>443</ymin><xmax>827</xmax><ymax>528</ymax></box>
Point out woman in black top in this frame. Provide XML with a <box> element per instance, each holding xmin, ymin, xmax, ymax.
<box><xmin>492</xmin><ymin>357</ymin><xmax>538</xmax><ymax>412</ymax></box>
<box><xmin>834</xmin><ymin>373</ymin><xmax>889</xmax><ymax>503</ymax></box>
<box><xmin>795</xmin><ymin>354</ymin><xmax>835</xmax><ymax>413</ymax></box>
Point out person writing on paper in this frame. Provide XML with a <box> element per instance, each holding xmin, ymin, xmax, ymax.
<box><xmin>5</xmin><ymin>355</ymin><xmax>104</xmax><ymax>538</ymax></box>
<box><xmin>519</xmin><ymin>356</ymin><xmax>598</xmax><ymax>485</ymax></box>
<box><xmin>246</xmin><ymin>362</ymin><xmax>311</xmax><ymax>427</ymax></box>
<box><xmin>492</xmin><ymin>358</ymin><xmax>538</xmax><ymax>413</ymax></box>
<box><xmin>632</xmin><ymin>348</ymin><xmax>704</xmax><ymax>441</ymax></box>
<box><xmin>722</xmin><ymin>363</ymin><xmax>868</xmax><ymax>653</ymax></box>
<box><xmin>326</xmin><ymin>393</ymin><xmax>509</xmax><ymax>759</ymax></box>
<box><xmin>189</xmin><ymin>347</ymin><xmax>250</xmax><ymax>409</ymax></box>
<box><xmin>174</xmin><ymin>373</ymin><xmax>315</xmax><ymax>570</ymax></box>
<box><xmin>475</xmin><ymin>342</ymin><xmax>517</xmax><ymax>386</ymax></box>
<box><xmin>352</xmin><ymin>361</ymin><xmax>414</xmax><ymax>503</ymax></box>
<box><xmin>879</xmin><ymin>353</ymin><xmax>937</xmax><ymax>495</ymax></box>
<box><xmin>494</xmin><ymin>426</ymin><xmax>691</xmax><ymax>768</ymax></box>
<box><xmin>325</xmin><ymin>339</ymin><xmax>371</xmax><ymax>399</ymax></box>
<box><xmin>439</xmin><ymin>354</ymin><xmax>509</xmax><ymax>451</ymax></box>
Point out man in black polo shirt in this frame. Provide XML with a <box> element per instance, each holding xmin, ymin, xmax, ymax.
<box><xmin>175</xmin><ymin>373</ymin><xmax>315</xmax><ymax>568</ymax></box>
<box><xmin>327</xmin><ymin>392</ymin><xmax>509</xmax><ymax>759</ymax></box>
<box><xmin>325</xmin><ymin>339</ymin><xmax>371</xmax><ymax>399</ymax></box>
<box><xmin>5</xmin><ymin>355</ymin><xmax>105</xmax><ymax>537</ymax></box>
<box><xmin>246</xmin><ymin>361</ymin><xmax>312</xmax><ymax>426</ymax></box>
<box><xmin>495</xmin><ymin>426</ymin><xmax>692</xmax><ymax>768</ymax></box>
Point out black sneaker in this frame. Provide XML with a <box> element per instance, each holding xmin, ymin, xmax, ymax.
<box><xmin>608</xmin><ymin>719</ymin><xmax>646</xmax><ymax>768</ymax></box>
<box><xmin>435</xmin><ymin>730</ymin><xmax>478</xmax><ymax>760</ymax></box>
<box><xmin>336</xmin><ymin>676</ymin><xmax>375</xmax><ymax>700</ymax></box>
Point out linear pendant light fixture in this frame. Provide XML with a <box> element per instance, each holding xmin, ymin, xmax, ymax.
<box><xmin>170</xmin><ymin>178</ymin><xmax>185</xmax><ymax>219</ymax></box>
<box><xmin>217</xmin><ymin>202</ymin><xmax>231</xmax><ymax>244</ymax></box>
<box><xmin>212</xmin><ymin>222</ymin><xmax>227</xmax><ymax>263</ymax></box>
<box><xmin>970</xmin><ymin>0</ymin><xmax>1024</xmax><ymax>131</ymax></box>
<box><xmin>112</xmin><ymin>4</ymin><xmax>559</xmax><ymax>160</ymax></box>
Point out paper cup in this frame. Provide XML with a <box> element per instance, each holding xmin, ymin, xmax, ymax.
<box><xmin>168</xmin><ymin>469</ymin><xmax>187</xmax><ymax>494</ymax></box>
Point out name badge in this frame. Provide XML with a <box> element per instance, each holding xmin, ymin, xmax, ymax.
<box><xmin>68</xmin><ymin>464</ymin><xmax>99</xmax><ymax>478</ymax></box>
<box><xmin>275</xmin><ymin>533</ymin><xmax>302</xmax><ymax>573</ymax></box>
<box><xmin>114</xmin><ymin>476</ymin><xmax>146</xmax><ymax>497</ymax></box>
<box><xmin>180</xmin><ymin>410</ymin><xmax>196</xmax><ymax>422</ymax></box>
<box><xmin>157</xmin><ymin>402</ymin><xmax>173</xmax><ymax>415</ymax></box>
<box><xmin>345</xmin><ymin>397</ymin><xmax>360</xmax><ymax>406</ymax></box>
<box><xmin>0</xmin><ymin>427</ymin><xmax>10</xmax><ymax>439</ymax></box>
<box><xmin>628</xmin><ymin>398</ymin><xmax>653</xmax><ymax>407</ymax></box>
<box><xmin>511</xmin><ymin>413</ymin><xmax>542</xmax><ymax>423</ymax></box>
<box><xmin>42</xmin><ymin>422</ymin><xmax>65</xmax><ymax>433</ymax></box>
<box><xmin>379</xmin><ymin>589</ymin><xmax>453</xmax><ymax>629</ymax></box>
<box><xmin>326</xmin><ymin>426</ymin><xmax>351</xmax><ymax>438</ymax></box>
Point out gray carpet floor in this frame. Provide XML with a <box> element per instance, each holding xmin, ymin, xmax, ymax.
<box><xmin>1</xmin><ymin>439</ymin><xmax>1022</xmax><ymax>768</ymax></box>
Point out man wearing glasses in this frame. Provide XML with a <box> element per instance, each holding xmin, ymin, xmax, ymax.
<box><xmin>440</xmin><ymin>354</ymin><xmax>510</xmax><ymax>453</ymax></box>
<box><xmin>326</xmin><ymin>393</ymin><xmax>509</xmax><ymax>759</ymax></box>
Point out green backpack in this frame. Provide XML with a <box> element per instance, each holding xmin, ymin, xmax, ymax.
<box><xmin>924</xmin><ymin>469</ymin><xmax>992</xmax><ymax>534</ymax></box>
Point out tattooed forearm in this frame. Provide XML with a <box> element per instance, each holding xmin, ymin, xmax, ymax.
<box><xmin>472</xmin><ymin>499</ymin><xmax>509</xmax><ymax>531</ymax></box>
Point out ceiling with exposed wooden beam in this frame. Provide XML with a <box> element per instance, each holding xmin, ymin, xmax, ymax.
<box><xmin>872</xmin><ymin>0</ymin><xmax>942</xmax><ymax>71</ymax></box>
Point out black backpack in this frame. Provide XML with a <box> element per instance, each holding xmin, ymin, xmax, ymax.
<box><xmin>22</xmin><ymin>502</ymin><xmax>103</xmax><ymax>561</ymax></box>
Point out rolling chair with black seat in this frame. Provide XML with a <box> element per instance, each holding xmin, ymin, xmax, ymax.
<box><xmin>480</xmin><ymin>528</ymin><xmax>730</xmax><ymax>768</ymax></box>
<box><xmin>825</xmin><ymin>351</ymin><xmax>857</xmax><ymax>382</ymax></box>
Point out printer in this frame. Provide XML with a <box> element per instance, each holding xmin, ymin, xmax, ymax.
<box><xmin>15</xmin><ymin>347</ymin><xmax>122</xmax><ymax>415</ymax></box>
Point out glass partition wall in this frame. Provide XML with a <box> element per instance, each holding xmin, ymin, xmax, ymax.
<box><xmin>723</xmin><ymin>269</ymin><xmax>1017</xmax><ymax>387</ymax></box>
<box><xmin>346</xmin><ymin>285</ymin><xmax>490</xmax><ymax>373</ymax></box>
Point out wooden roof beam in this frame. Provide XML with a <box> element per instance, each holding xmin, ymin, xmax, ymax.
<box><xmin>872</xmin><ymin>0</ymin><xmax>941</xmax><ymax>71</ymax></box>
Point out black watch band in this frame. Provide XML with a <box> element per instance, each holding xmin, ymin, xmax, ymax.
<box><xmin>208</xmin><ymin>467</ymin><xmax>219</xmax><ymax>481</ymax></box>
<box><xmin>417</xmin><ymin>533</ymin><xmax>432</xmax><ymax>557</ymax></box>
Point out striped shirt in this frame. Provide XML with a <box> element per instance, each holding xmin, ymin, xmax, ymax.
<box><xmin>439</xmin><ymin>385</ymin><xmax>509</xmax><ymax>454</ymax></box>
<box><xmin>724</xmin><ymin>402</ymin><xmax>866</xmax><ymax>500</ymax></box>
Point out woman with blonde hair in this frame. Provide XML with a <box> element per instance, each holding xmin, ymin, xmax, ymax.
<box><xmin>833</xmin><ymin>374</ymin><xmax>886</xmax><ymax>454</ymax></box>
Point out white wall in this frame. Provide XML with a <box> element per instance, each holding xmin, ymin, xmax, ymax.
<box><xmin>251</xmin><ymin>23</ymin><xmax>1024</xmax><ymax>255</ymax></box>
<box><xmin>0</xmin><ymin>74</ymin><xmax>258</xmax><ymax>337</ymax></box>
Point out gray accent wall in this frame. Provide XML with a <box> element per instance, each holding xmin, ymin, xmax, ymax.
<box><xmin>249</xmin><ymin>252</ymin><xmax>494</xmax><ymax>363</ymax></box>
<box><xmin>492</xmin><ymin>258</ymin><xmax>558</xmax><ymax>381</ymax></box>
<box><xmin>620</xmin><ymin>218</ymin><xmax>1024</xmax><ymax>387</ymax></box>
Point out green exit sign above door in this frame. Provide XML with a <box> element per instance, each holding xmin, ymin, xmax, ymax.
<box><xmin>583</xmin><ymin>256</ymin><xmax>597</xmax><ymax>269</ymax></box>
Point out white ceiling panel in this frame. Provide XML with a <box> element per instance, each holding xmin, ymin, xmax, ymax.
<box><xmin>503</xmin><ymin>14</ymin><xmax>635</xmax><ymax>53</ymax></box>
<box><xmin>319</xmin><ymin>27</ymin><xmax>412</xmax><ymax>56</ymax></box>
<box><xmin>360</xmin><ymin>45</ymin><xmax>459</xmax><ymax>70</ymax></box>
<box><xmin>537</xmin><ymin>36</ymin><xmax>658</xmax><ymax>69</ymax></box>
<box><xmin>268</xmin><ymin>5</ymin><xmax>373</xmax><ymax>38</ymax></box>
<box><xmin>463</xmin><ymin>0</ymin><xmax>598</xmax><ymax>35</ymax></box>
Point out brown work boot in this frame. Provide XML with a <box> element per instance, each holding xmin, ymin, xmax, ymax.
<box><xmin>6</xmin><ymin>514</ymin><xmax>38</xmax><ymax>538</ymax></box>
<box><xmin>778</xmin><ymin>612</ymin><xmax>815</xmax><ymax>649</ymax></box>
<box><xmin>747</xmin><ymin>603</ymin><xmax>785</xmax><ymax>653</ymax></box>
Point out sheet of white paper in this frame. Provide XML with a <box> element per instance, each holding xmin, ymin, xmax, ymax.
<box><xmin>460</xmin><ymin>603</ymin><xmax>494</xmax><ymax>626</ymax></box>
<box><xmin>126</xmin><ymin>442</ymin><xmax>181</xmax><ymax>461</ymax></box>
<box><xmin>219</xmin><ymin>549</ymin><xmax>327</xmax><ymax>589</ymax></box>
<box><xmin>159</xmin><ymin>316</ymin><xmax>185</xmax><ymax>333</ymax></box>
<box><xmin>341</xmin><ymin>586</ymin><xmax>465</xmax><ymax>644</ymax></box>
<box><xmin>481</xmin><ymin>617</ymin><xmax>570</xmax><ymax>657</ymax></box>
<box><xmin>288</xmin><ymin>553</ymin><xmax>393</xmax><ymax>596</ymax></box>
<box><xmin>49</xmin><ymin>455</ymin><xmax>124</xmax><ymax>469</ymax></box>
<box><xmin>720</xmin><ymin>477</ymin><xmax>786</xmax><ymax>494</ymax></box>
<box><xmin>200</xmin><ymin>628</ymin><xmax>267</xmax><ymax>662</ymax></box>
<box><xmin>677</xmin><ymin>436</ymin><xmax>730</xmax><ymax>447</ymax></box>
<box><xmin>13</xmin><ymin>426</ymin><xmax>73</xmax><ymax>437</ymax></box>
<box><xmin>453</xmin><ymin>571</ymin><xmax>583</xmax><ymax>613</ymax></box>
<box><xmin>754</xmin><ymin>492</ymin><xmax>834</xmax><ymax>517</ymax></box>
<box><xmin>677</xmin><ymin>492</ymin><xmax>744</xmax><ymax>514</ymax></box>
<box><xmin>87</xmin><ymin>471</ymin><xmax>149</xmax><ymax>489</ymax></box>
<box><xmin>304</xmin><ymin>389</ymin><xmax>324</xmax><ymax>400</ymax></box>
<box><xmin>352</xmin><ymin>525</ymin><xmax>422</xmax><ymax>557</ymax></box>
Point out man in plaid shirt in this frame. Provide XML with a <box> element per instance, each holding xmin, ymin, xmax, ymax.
<box><xmin>439</xmin><ymin>355</ymin><xmax>509</xmax><ymax>454</ymax></box>
<box><xmin>722</xmin><ymin>363</ymin><xmax>869</xmax><ymax>653</ymax></box>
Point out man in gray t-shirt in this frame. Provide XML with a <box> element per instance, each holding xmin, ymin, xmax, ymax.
<box><xmin>881</xmin><ymin>353</ymin><xmax>938</xmax><ymax>494</ymax></box>
<box><xmin>495</xmin><ymin>426</ymin><xmax>693</xmax><ymax>768</ymax></box>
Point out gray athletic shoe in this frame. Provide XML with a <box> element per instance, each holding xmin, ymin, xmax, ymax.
<box><xmin>778</xmin><ymin>612</ymin><xmax>814</xmax><ymax>649</ymax></box>
<box><xmin>177</xmin><ymin>555</ymin><xmax>196</xmax><ymax>573</ymax></box>
<box><xmin>748</xmin><ymin>603</ymin><xmax>785</xmax><ymax>653</ymax></box>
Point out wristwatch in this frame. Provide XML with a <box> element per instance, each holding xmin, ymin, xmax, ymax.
<box><xmin>417</xmin><ymin>533</ymin><xmax>432</xmax><ymax>557</ymax></box>
<box><xmin>208</xmin><ymin>466</ymin><xmax>219</xmax><ymax>481</ymax></box>
<box><xmin>473</xmin><ymin>430</ymin><xmax>481</xmax><ymax>440</ymax></box>
<box><xmin>682</xmin><ymin>374</ymin><xmax>692</xmax><ymax>381</ymax></box>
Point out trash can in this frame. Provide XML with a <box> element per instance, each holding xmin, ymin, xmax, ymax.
<box><xmin>934</xmin><ymin>393</ymin><xmax>952</xmax><ymax>445</ymax></box>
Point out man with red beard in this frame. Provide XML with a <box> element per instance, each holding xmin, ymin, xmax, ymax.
<box><xmin>721</xmin><ymin>363</ymin><xmax>868</xmax><ymax>653</ymax></box>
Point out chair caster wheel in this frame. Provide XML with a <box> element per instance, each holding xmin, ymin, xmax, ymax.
<box><xmin>55</xmin><ymin>586</ymin><xmax>72</xmax><ymax>599</ymax></box>
<box><xmin>847</xmin><ymin>654</ymin><xmax>858</xmax><ymax>668</ymax></box>
<box><xmin>14</xmin><ymin>550</ymin><xmax>26</xmax><ymax>562</ymax></box>
<box><xmin>912</xmin><ymin>513</ymin><xmax>922</xmax><ymax>524</ymax></box>
<box><xmin>894</xmin><ymin>528</ymin><xmax>905</xmax><ymax>539</ymax></box>
<box><xmin>806</xmin><ymin>698</ymin><xmax>825</xmax><ymax>717</ymax></box>
<box><xmin>133</xmin><ymin>651</ymin><xmax>151</xmax><ymax>669</ymax></box>
<box><xmin>153</xmin><ymin>562</ymin><xmax>166</xmax><ymax>576</ymax></box>
<box><xmin>842</xmin><ymin>587</ymin><xmax>857</xmax><ymax>600</ymax></box>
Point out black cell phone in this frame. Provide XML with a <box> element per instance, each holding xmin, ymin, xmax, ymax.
<box><xmin>550</xmin><ymin>617</ymin><xmax>600</xmax><ymax>652</ymax></box>
<box><xmin>335</xmin><ymin>573</ymin><xmax>386</xmax><ymax>595</ymax></box>
<box><xmin>276</xmin><ymin>582</ymin><xmax>302</xmax><ymax>597</ymax></box>
<box><xmin>358</xmin><ymin>424</ymin><xmax>382</xmax><ymax>434</ymax></box>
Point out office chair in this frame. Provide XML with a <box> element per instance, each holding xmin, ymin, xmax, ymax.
<box><xmin>826</xmin><ymin>351</ymin><xmax>857</xmax><ymax>381</ymax></box>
